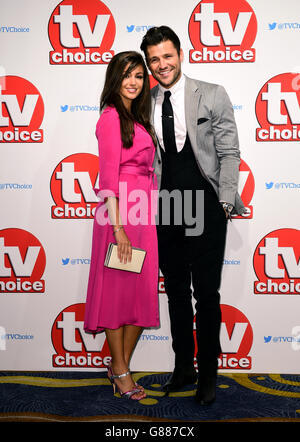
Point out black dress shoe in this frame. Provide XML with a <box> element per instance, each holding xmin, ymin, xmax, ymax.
<box><xmin>162</xmin><ymin>367</ymin><xmax>197</xmax><ymax>393</ymax></box>
<box><xmin>195</xmin><ymin>375</ymin><xmax>217</xmax><ymax>405</ymax></box>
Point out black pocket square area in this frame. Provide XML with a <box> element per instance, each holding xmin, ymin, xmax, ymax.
<box><xmin>197</xmin><ymin>117</ymin><xmax>209</xmax><ymax>125</ymax></box>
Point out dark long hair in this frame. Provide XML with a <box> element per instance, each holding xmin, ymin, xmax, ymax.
<box><xmin>100</xmin><ymin>51</ymin><xmax>156</xmax><ymax>148</ymax></box>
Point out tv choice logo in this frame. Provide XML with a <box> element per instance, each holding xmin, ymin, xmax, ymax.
<box><xmin>253</xmin><ymin>228</ymin><xmax>300</xmax><ymax>295</ymax></box>
<box><xmin>52</xmin><ymin>303</ymin><xmax>111</xmax><ymax>368</ymax></box>
<box><xmin>194</xmin><ymin>304</ymin><xmax>253</xmax><ymax>370</ymax></box>
<box><xmin>0</xmin><ymin>76</ymin><xmax>44</xmax><ymax>143</ymax></box>
<box><xmin>48</xmin><ymin>0</ymin><xmax>115</xmax><ymax>65</ymax></box>
<box><xmin>232</xmin><ymin>158</ymin><xmax>254</xmax><ymax>219</ymax></box>
<box><xmin>0</xmin><ymin>228</ymin><xmax>46</xmax><ymax>294</ymax></box>
<box><xmin>189</xmin><ymin>0</ymin><xmax>257</xmax><ymax>63</ymax></box>
<box><xmin>256</xmin><ymin>73</ymin><xmax>300</xmax><ymax>141</ymax></box>
<box><xmin>50</xmin><ymin>153</ymin><xmax>99</xmax><ymax>219</ymax></box>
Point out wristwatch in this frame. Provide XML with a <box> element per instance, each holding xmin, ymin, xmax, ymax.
<box><xmin>221</xmin><ymin>202</ymin><xmax>233</xmax><ymax>220</ymax></box>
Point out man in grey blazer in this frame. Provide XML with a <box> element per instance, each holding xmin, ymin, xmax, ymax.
<box><xmin>141</xmin><ymin>26</ymin><xmax>244</xmax><ymax>405</ymax></box>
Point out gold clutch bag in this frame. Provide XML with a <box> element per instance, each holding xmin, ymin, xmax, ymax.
<box><xmin>104</xmin><ymin>243</ymin><xmax>146</xmax><ymax>273</ymax></box>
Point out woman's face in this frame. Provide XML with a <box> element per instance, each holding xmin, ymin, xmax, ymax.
<box><xmin>119</xmin><ymin>63</ymin><xmax>144</xmax><ymax>109</ymax></box>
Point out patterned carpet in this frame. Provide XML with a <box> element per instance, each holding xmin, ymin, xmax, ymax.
<box><xmin>1</xmin><ymin>371</ymin><xmax>300</xmax><ymax>422</ymax></box>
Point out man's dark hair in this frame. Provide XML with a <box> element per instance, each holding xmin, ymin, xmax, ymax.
<box><xmin>140</xmin><ymin>26</ymin><xmax>181</xmax><ymax>57</ymax></box>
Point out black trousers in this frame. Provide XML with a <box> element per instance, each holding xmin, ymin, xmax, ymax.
<box><xmin>157</xmin><ymin>187</ymin><xmax>227</xmax><ymax>375</ymax></box>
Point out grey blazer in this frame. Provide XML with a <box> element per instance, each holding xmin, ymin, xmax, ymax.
<box><xmin>151</xmin><ymin>76</ymin><xmax>245</xmax><ymax>215</ymax></box>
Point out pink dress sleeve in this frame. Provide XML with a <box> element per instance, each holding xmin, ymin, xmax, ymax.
<box><xmin>95</xmin><ymin>107</ymin><xmax>122</xmax><ymax>199</ymax></box>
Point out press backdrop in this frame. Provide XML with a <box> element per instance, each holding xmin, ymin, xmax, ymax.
<box><xmin>0</xmin><ymin>0</ymin><xmax>300</xmax><ymax>373</ymax></box>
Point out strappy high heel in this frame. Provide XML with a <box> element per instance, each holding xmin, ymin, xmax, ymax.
<box><xmin>107</xmin><ymin>366</ymin><xmax>146</xmax><ymax>400</ymax></box>
<box><xmin>108</xmin><ymin>364</ymin><xmax>145</xmax><ymax>394</ymax></box>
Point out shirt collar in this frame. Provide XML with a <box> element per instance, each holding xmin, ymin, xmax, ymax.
<box><xmin>158</xmin><ymin>73</ymin><xmax>185</xmax><ymax>97</ymax></box>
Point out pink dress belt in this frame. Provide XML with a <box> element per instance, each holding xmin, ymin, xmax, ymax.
<box><xmin>94</xmin><ymin>165</ymin><xmax>157</xmax><ymax>200</ymax></box>
<box><xmin>119</xmin><ymin>165</ymin><xmax>157</xmax><ymax>191</ymax></box>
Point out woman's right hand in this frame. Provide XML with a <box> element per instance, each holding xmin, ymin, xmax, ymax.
<box><xmin>113</xmin><ymin>228</ymin><xmax>132</xmax><ymax>264</ymax></box>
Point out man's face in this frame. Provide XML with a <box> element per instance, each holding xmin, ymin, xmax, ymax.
<box><xmin>146</xmin><ymin>39</ymin><xmax>183</xmax><ymax>89</ymax></box>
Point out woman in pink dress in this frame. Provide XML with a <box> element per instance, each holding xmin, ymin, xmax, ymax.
<box><xmin>84</xmin><ymin>52</ymin><xmax>159</xmax><ymax>400</ymax></box>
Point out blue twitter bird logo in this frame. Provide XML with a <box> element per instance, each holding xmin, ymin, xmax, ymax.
<box><xmin>265</xmin><ymin>182</ymin><xmax>274</xmax><ymax>189</ymax></box>
<box><xmin>269</xmin><ymin>23</ymin><xmax>277</xmax><ymax>30</ymax></box>
<box><xmin>127</xmin><ymin>25</ymin><xmax>134</xmax><ymax>32</ymax></box>
<box><xmin>62</xmin><ymin>258</ymin><xmax>69</xmax><ymax>265</ymax></box>
<box><xmin>61</xmin><ymin>105</ymin><xmax>68</xmax><ymax>112</ymax></box>
<box><xmin>264</xmin><ymin>336</ymin><xmax>272</xmax><ymax>343</ymax></box>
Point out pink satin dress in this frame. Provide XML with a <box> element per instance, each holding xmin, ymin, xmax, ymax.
<box><xmin>84</xmin><ymin>106</ymin><xmax>159</xmax><ymax>333</ymax></box>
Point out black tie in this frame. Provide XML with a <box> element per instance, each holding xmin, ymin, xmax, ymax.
<box><xmin>162</xmin><ymin>91</ymin><xmax>177</xmax><ymax>153</ymax></box>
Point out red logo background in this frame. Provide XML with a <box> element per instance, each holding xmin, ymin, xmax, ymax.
<box><xmin>194</xmin><ymin>304</ymin><xmax>253</xmax><ymax>369</ymax></box>
<box><xmin>48</xmin><ymin>0</ymin><xmax>115</xmax><ymax>64</ymax></box>
<box><xmin>0</xmin><ymin>228</ymin><xmax>46</xmax><ymax>293</ymax></box>
<box><xmin>0</xmin><ymin>76</ymin><xmax>44</xmax><ymax>143</ymax></box>
<box><xmin>253</xmin><ymin>228</ymin><xmax>300</xmax><ymax>294</ymax></box>
<box><xmin>50</xmin><ymin>153</ymin><xmax>99</xmax><ymax>219</ymax></box>
<box><xmin>256</xmin><ymin>73</ymin><xmax>300</xmax><ymax>141</ymax></box>
<box><xmin>189</xmin><ymin>0</ymin><xmax>257</xmax><ymax>63</ymax></box>
<box><xmin>51</xmin><ymin>303</ymin><xmax>111</xmax><ymax>368</ymax></box>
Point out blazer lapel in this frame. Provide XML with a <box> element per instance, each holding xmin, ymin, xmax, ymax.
<box><xmin>151</xmin><ymin>85</ymin><xmax>158</xmax><ymax>125</ymax></box>
<box><xmin>151</xmin><ymin>85</ymin><xmax>162</xmax><ymax>160</ymax></box>
<box><xmin>185</xmin><ymin>76</ymin><xmax>202</xmax><ymax>155</ymax></box>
